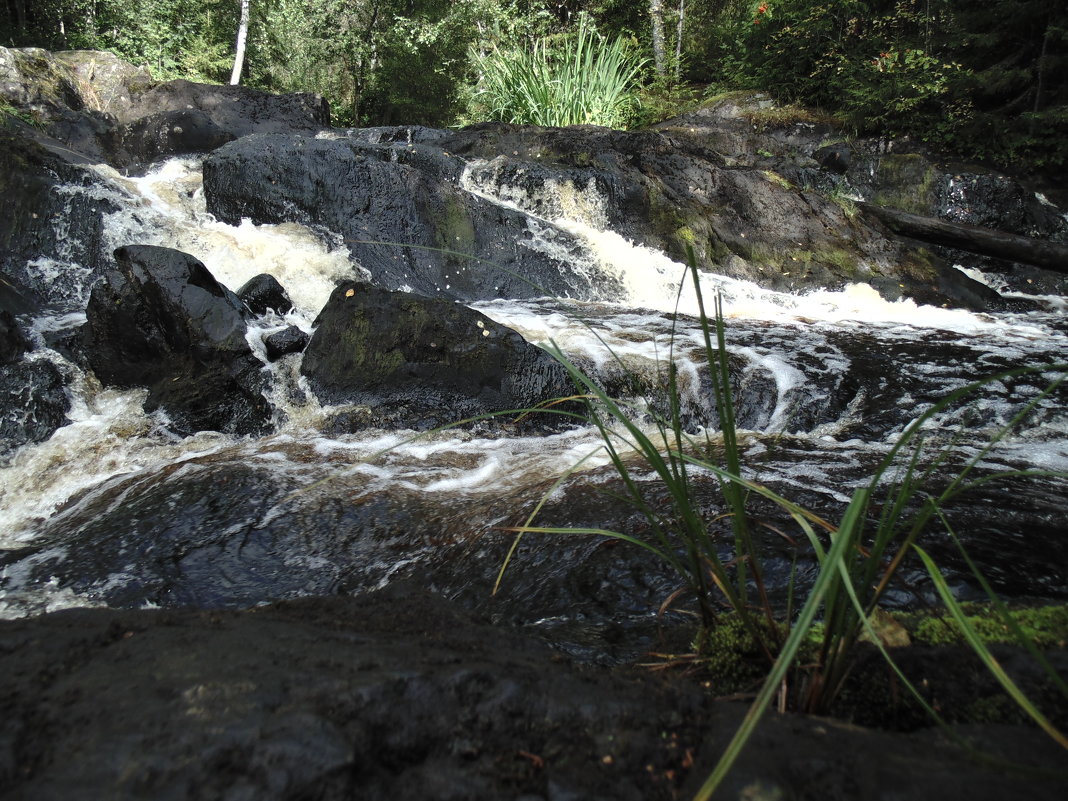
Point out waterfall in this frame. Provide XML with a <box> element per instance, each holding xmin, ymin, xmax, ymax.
<box><xmin>1</xmin><ymin>154</ymin><xmax>1066</xmax><ymax>620</ymax></box>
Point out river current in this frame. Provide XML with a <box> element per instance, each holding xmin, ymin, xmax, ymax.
<box><xmin>1</xmin><ymin>153</ymin><xmax>1066</xmax><ymax>621</ymax></box>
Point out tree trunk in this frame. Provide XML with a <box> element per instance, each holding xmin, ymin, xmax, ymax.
<box><xmin>859</xmin><ymin>202</ymin><xmax>1068</xmax><ymax>273</ymax></box>
<box><xmin>649</xmin><ymin>0</ymin><xmax>667</xmax><ymax>77</ymax></box>
<box><xmin>230</xmin><ymin>0</ymin><xmax>251</xmax><ymax>86</ymax></box>
<box><xmin>674</xmin><ymin>0</ymin><xmax>685</xmax><ymax>83</ymax></box>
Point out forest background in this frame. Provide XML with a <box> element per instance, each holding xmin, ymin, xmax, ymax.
<box><xmin>2</xmin><ymin>1</ymin><xmax>1065</xmax><ymax>177</ymax></box>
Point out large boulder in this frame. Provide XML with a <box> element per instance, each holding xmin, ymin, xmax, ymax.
<box><xmin>655</xmin><ymin>93</ymin><xmax>1068</xmax><ymax>295</ymax></box>
<box><xmin>441</xmin><ymin>122</ymin><xmax>990</xmax><ymax>306</ymax></box>
<box><xmin>203</xmin><ymin>122</ymin><xmax>996</xmax><ymax>309</ymax></box>
<box><xmin>116</xmin><ymin>78</ymin><xmax>329</xmax><ymax>138</ymax></box>
<box><xmin>237</xmin><ymin>272</ymin><xmax>293</xmax><ymax>316</ymax></box>
<box><xmin>118</xmin><ymin>108</ymin><xmax>235</xmax><ymax>163</ymax></box>
<box><xmin>300</xmin><ymin>281</ymin><xmax>573</xmax><ymax>429</ymax></box>
<box><xmin>203</xmin><ymin>132</ymin><xmax>610</xmax><ymax>302</ymax></box>
<box><xmin>1</xmin><ymin>47</ymin><xmax>328</xmax><ymax>167</ymax></box>
<box><xmin>0</xmin><ymin>132</ymin><xmax>118</xmax><ymax>312</ymax></box>
<box><xmin>80</xmin><ymin>245</ymin><xmax>272</xmax><ymax>436</ymax></box>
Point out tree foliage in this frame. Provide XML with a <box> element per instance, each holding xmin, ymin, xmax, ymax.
<box><xmin>698</xmin><ymin>0</ymin><xmax>1068</xmax><ymax>173</ymax></box>
<box><xmin>2</xmin><ymin>1</ymin><xmax>1064</xmax><ymax>172</ymax></box>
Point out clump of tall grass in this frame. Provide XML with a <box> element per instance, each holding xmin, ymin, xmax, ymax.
<box><xmin>470</xmin><ymin>15</ymin><xmax>645</xmax><ymax>129</ymax></box>
<box><xmin>494</xmin><ymin>248</ymin><xmax>1068</xmax><ymax>798</ymax></box>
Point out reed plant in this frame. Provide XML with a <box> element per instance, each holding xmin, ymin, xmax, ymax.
<box><xmin>494</xmin><ymin>248</ymin><xmax>1068</xmax><ymax>798</ymax></box>
<box><xmin>302</xmin><ymin>240</ymin><xmax>1066</xmax><ymax>797</ymax></box>
<box><xmin>470</xmin><ymin>15</ymin><xmax>644</xmax><ymax>129</ymax></box>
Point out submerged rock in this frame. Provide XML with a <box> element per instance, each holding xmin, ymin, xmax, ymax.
<box><xmin>0</xmin><ymin>358</ymin><xmax>69</xmax><ymax>457</ymax></box>
<box><xmin>263</xmin><ymin>326</ymin><xmax>309</xmax><ymax>361</ymax></box>
<box><xmin>300</xmin><ymin>281</ymin><xmax>572</xmax><ymax>429</ymax></box>
<box><xmin>80</xmin><ymin>245</ymin><xmax>272</xmax><ymax>436</ymax></box>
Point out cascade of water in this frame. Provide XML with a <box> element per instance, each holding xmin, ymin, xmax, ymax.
<box><xmin>1</xmin><ymin>154</ymin><xmax>1065</xmax><ymax>619</ymax></box>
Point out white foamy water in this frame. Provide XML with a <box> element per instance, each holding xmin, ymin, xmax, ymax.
<box><xmin>96</xmin><ymin>158</ymin><xmax>363</xmax><ymax>317</ymax></box>
<box><xmin>461</xmin><ymin>158</ymin><xmax>1065</xmax><ymax>341</ymax></box>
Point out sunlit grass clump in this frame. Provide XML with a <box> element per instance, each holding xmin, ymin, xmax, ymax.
<box><xmin>470</xmin><ymin>16</ymin><xmax>644</xmax><ymax>129</ymax></box>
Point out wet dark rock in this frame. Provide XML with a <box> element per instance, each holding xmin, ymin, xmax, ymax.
<box><xmin>300</xmin><ymin>281</ymin><xmax>573</xmax><ymax>429</ymax></box>
<box><xmin>1</xmin><ymin>47</ymin><xmax>328</xmax><ymax>167</ymax></box>
<box><xmin>263</xmin><ymin>325</ymin><xmax>309</xmax><ymax>361</ymax></box>
<box><xmin>0</xmin><ymin>272</ymin><xmax>43</xmax><ymax>318</ymax></box>
<box><xmin>201</xmin><ymin>120</ymin><xmax>997</xmax><ymax>309</ymax></box>
<box><xmin>237</xmin><ymin>272</ymin><xmax>293</xmax><ymax>316</ymax></box>
<box><xmin>117</xmin><ymin>78</ymin><xmax>329</xmax><ymax>139</ymax></box>
<box><xmin>656</xmin><ymin>93</ymin><xmax>1068</xmax><ymax>290</ymax></box>
<box><xmin>0</xmin><ymin>591</ymin><xmax>1065</xmax><ymax>801</ymax></box>
<box><xmin>0</xmin><ymin>132</ymin><xmax>118</xmax><ymax>312</ymax></box>
<box><xmin>203</xmin><ymin>133</ymin><xmax>604</xmax><ymax>302</ymax></box>
<box><xmin>0</xmin><ymin>357</ymin><xmax>69</xmax><ymax>456</ymax></box>
<box><xmin>815</xmin><ymin>142</ymin><xmax>852</xmax><ymax>174</ymax></box>
<box><xmin>0</xmin><ymin>310</ymin><xmax>30</xmax><ymax>364</ymax></box>
<box><xmin>80</xmin><ymin>245</ymin><xmax>272</xmax><ymax>436</ymax></box>
<box><xmin>119</xmin><ymin>108</ymin><xmax>235</xmax><ymax>163</ymax></box>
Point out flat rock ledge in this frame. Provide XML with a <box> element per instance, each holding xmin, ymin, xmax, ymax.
<box><xmin>1</xmin><ymin>587</ymin><xmax>1065</xmax><ymax>801</ymax></box>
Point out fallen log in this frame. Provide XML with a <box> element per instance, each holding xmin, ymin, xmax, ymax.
<box><xmin>859</xmin><ymin>201</ymin><xmax>1068</xmax><ymax>273</ymax></box>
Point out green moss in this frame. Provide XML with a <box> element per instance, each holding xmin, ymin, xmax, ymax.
<box><xmin>693</xmin><ymin>614</ymin><xmax>797</xmax><ymax>695</ymax></box>
<box><xmin>761</xmin><ymin>170</ymin><xmax>793</xmax><ymax>190</ymax></box>
<box><xmin>0</xmin><ymin>102</ymin><xmax>43</xmax><ymax>129</ymax></box>
<box><xmin>434</xmin><ymin>192</ymin><xmax>476</xmax><ymax>257</ymax></box>
<box><xmin>813</xmin><ymin>245</ymin><xmax>863</xmax><ymax>275</ymax></box>
<box><xmin>646</xmin><ymin>186</ymin><xmax>717</xmax><ymax>263</ymax></box>
<box><xmin>675</xmin><ymin>226</ymin><xmax>696</xmax><ymax>245</ymax></box>
<box><xmin>741</xmin><ymin>104</ymin><xmax>840</xmax><ymax>132</ymax></box>
<box><xmin>907</xmin><ymin>604</ymin><xmax>1068</xmax><ymax>648</ymax></box>
<box><xmin>871</xmin><ymin>154</ymin><xmax>939</xmax><ymax>215</ymax></box>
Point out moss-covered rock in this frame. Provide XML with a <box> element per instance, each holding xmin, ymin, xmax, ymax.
<box><xmin>300</xmin><ymin>281</ymin><xmax>573</xmax><ymax>430</ymax></box>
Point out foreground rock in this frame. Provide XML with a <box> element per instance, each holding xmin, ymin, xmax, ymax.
<box><xmin>301</xmin><ymin>281</ymin><xmax>573</xmax><ymax>429</ymax></box>
<box><xmin>80</xmin><ymin>245</ymin><xmax>271</xmax><ymax>436</ymax></box>
<box><xmin>1</xmin><ymin>590</ymin><xmax>1065</xmax><ymax>801</ymax></box>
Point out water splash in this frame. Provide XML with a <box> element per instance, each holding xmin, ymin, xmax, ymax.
<box><xmin>96</xmin><ymin>158</ymin><xmax>362</xmax><ymax>317</ymax></box>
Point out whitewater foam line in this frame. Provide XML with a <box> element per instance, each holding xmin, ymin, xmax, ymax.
<box><xmin>459</xmin><ymin>160</ymin><xmax>1068</xmax><ymax>338</ymax></box>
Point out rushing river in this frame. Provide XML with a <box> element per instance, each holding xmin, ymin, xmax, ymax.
<box><xmin>1</xmin><ymin>153</ymin><xmax>1066</xmax><ymax>632</ymax></box>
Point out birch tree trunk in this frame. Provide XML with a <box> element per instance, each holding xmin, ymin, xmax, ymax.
<box><xmin>674</xmin><ymin>0</ymin><xmax>685</xmax><ymax>83</ymax></box>
<box><xmin>649</xmin><ymin>0</ymin><xmax>667</xmax><ymax>77</ymax></box>
<box><xmin>230</xmin><ymin>0</ymin><xmax>251</xmax><ymax>86</ymax></box>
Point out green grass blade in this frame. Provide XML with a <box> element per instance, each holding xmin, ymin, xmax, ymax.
<box><xmin>691</xmin><ymin>487</ymin><xmax>872</xmax><ymax>801</ymax></box>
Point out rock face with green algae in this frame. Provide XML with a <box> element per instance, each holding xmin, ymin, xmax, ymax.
<box><xmin>300</xmin><ymin>280</ymin><xmax>573</xmax><ymax>430</ymax></box>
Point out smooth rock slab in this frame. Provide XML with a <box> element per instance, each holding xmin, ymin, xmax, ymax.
<box><xmin>0</xmin><ymin>590</ymin><xmax>1065</xmax><ymax>801</ymax></box>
